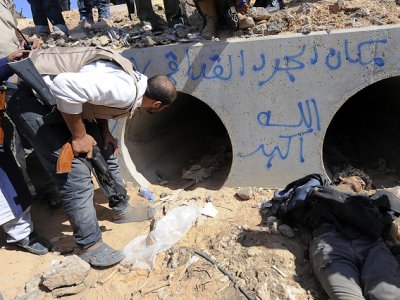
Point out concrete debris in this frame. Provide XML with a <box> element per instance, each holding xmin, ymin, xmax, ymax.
<box><xmin>98</xmin><ymin>35</ymin><xmax>111</xmax><ymax>46</ymax></box>
<box><xmin>298</xmin><ymin>24</ymin><xmax>312</xmax><ymax>34</ymax></box>
<box><xmin>236</xmin><ymin>187</ymin><xmax>253</xmax><ymax>200</ymax></box>
<box><xmin>143</xmin><ymin>35</ymin><xmax>157</xmax><ymax>47</ymax></box>
<box><xmin>202</xmin><ymin>202</ymin><xmax>218</xmax><ymax>218</ymax></box>
<box><xmin>247</xmin><ymin>7</ymin><xmax>271</xmax><ymax>21</ymax></box>
<box><xmin>266</xmin><ymin>21</ymin><xmax>286</xmax><ymax>35</ymax></box>
<box><xmin>51</xmin><ymin>283</ymin><xmax>86</xmax><ymax>298</ymax></box>
<box><xmin>42</xmin><ymin>255</ymin><xmax>90</xmax><ymax>291</ymax></box>
<box><xmin>24</xmin><ymin>274</ymin><xmax>42</xmax><ymax>293</ymax></box>
<box><xmin>278</xmin><ymin>224</ymin><xmax>295</xmax><ymax>238</ymax></box>
<box><xmin>14</xmin><ymin>290</ymin><xmax>44</xmax><ymax>300</ymax></box>
<box><xmin>297</xmin><ymin>2</ymin><xmax>313</xmax><ymax>14</ymax></box>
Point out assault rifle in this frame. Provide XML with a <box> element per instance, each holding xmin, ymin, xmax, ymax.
<box><xmin>8</xmin><ymin>57</ymin><xmax>127</xmax><ymax>203</ymax></box>
<box><xmin>0</xmin><ymin>83</ymin><xmax>6</xmax><ymax>152</ymax></box>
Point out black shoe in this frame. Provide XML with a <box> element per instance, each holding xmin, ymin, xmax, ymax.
<box><xmin>168</xmin><ymin>16</ymin><xmax>184</xmax><ymax>29</ymax></box>
<box><xmin>142</xmin><ymin>15</ymin><xmax>169</xmax><ymax>31</ymax></box>
<box><xmin>15</xmin><ymin>232</ymin><xmax>50</xmax><ymax>255</ymax></box>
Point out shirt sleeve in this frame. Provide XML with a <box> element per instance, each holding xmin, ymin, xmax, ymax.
<box><xmin>0</xmin><ymin>56</ymin><xmax>13</xmax><ymax>82</ymax></box>
<box><xmin>49</xmin><ymin>63</ymin><xmax>137</xmax><ymax>115</ymax></box>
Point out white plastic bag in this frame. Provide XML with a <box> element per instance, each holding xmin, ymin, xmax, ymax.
<box><xmin>122</xmin><ymin>205</ymin><xmax>202</xmax><ymax>270</ymax></box>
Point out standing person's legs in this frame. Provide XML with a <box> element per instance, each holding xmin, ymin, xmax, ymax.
<box><xmin>7</xmin><ymin>88</ymin><xmax>124</xmax><ymax>266</ymax></box>
<box><xmin>310</xmin><ymin>230</ymin><xmax>365</xmax><ymax>300</ymax></box>
<box><xmin>163</xmin><ymin>0</ymin><xmax>183</xmax><ymax>27</ymax></box>
<box><xmin>0</xmin><ymin>147</ymin><xmax>49</xmax><ymax>255</ymax></box>
<box><xmin>85</xmin><ymin>122</ymin><xmax>155</xmax><ymax>222</ymax></box>
<box><xmin>78</xmin><ymin>0</ymin><xmax>94</xmax><ymax>22</ymax></box>
<box><xmin>136</xmin><ymin>0</ymin><xmax>168</xmax><ymax>31</ymax></box>
<box><xmin>359</xmin><ymin>237</ymin><xmax>400</xmax><ymax>300</ymax></box>
<box><xmin>40</xmin><ymin>0</ymin><xmax>69</xmax><ymax>34</ymax></box>
<box><xmin>27</xmin><ymin>0</ymin><xmax>50</xmax><ymax>35</ymax></box>
<box><xmin>94</xmin><ymin>0</ymin><xmax>111</xmax><ymax>19</ymax></box>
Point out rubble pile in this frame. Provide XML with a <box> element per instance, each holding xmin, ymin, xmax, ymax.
<box><xmin>17</xmin><ymin>0</ymin><xmax>400</xmax><ymax>50</ymax></box>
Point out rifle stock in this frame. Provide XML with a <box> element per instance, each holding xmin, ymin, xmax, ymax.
<box><xmin>56</xmin><ymin>142</ymin><xmax>74</xmax><ymax>174</ymax></box>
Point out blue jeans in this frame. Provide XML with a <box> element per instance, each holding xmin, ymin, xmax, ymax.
<box><xmin>310</xmin><ymin>225</ymin><xmax>400</xmax><ymax>299</ymax></box>
<box><xmin>7</xmin><ymin>87</ymin><xmax>128</xmax><ymax>249</ymax></box>
<box><xmin>78</xmin><ymin>0</ymin><xmax>111</xmax><ymax>21</ymax></box>
<box><xmin>27</xmin><ymin>0</ymin><xmax>68</xmax><ymax>34</ymax></box>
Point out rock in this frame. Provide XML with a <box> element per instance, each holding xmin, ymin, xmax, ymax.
<box><xmin>297</xmin><ymin>3</ymin><xmax>313</xmax><ymax>14</ymax></box>
<box><xmin>236</xmin><ymin>187</ymin><xmax>253</xmax><ymax>200</ymax></box>
<box><xmin>175</xmin><ymin>26</ymin><xmax>189</xmax><ymax>38</ymax></box>
<box><xmin>42</xmin><ymin>255</ymin><xmax>90</xmax><ymax>291</ymax></box>
<box><xmin>69</xmin><ymin>32</ymin><xmax>87</xmax><ymax>41</ymax></box>
<box><xmin>253</xmin><ymin>23</ymin><xmax>267</xmax><ymax>35</ymax></box>
<box><xmin>14</xmin><ymin>290</ymin><xmax>43</xmax><ymax>300</ymax></box>
<box><xmin>354</xmin><ymin>7</ymin><xmax>370</xmax><ymax>17</ymax></box>
<box><xmin>345</xmin><ymin>18</ymin><xmax>361</xmax><ymax>28</ymax></box>
<box><xmin>265</xmin><ymin>21</ymin><xmax>285</xmax><ymax>35</ymax></box>
<box><xmin>247</xmin><ymin>247</ymin><xmax>263</xmax><ymax>257</ymax></box>
<box><xmin>278</xmin><ymin>224</ymin><xmax>295</xmax><ymax>238</ymax></box>
<box><xmin>25</xmin><ymin>274</ymin><xmax>42</xmax><ymax>293</ymax></box>
<box><xmin>330</xmin><ymin>0</ymin><xmax>344</xmax><ymax>13</ymax></box>
<box><xmin>206</xmin><ymin>195</ymin><xmax>213</xmax><ymax>202</ymax></box>
<box><xmin>298</xmin><ymin>24</ymin><xmax>312</xmax><ymax>35</ymax></box>
<box><xmin>55</xmin><ymin>38</ymin><xmax>66</xmax><ymax>47</ymax></box>
<box><xmin>98</xmin><ymin>35</ymin><xmax>110</xmax><ymax>46</ymax></box>
<box><xmin>247</xmin><ymin>7</ymin><xmax>271</xmax><ymax>21</ymax></box>
<box><xmin>51</xmin><ymin>283</ymin><xmax>86</xmax><ymax>298</ymax></box>
<box><xmin>143</xmin><ymin>36</ymin><xmax>156</xmax><ymax>47</ymax></box>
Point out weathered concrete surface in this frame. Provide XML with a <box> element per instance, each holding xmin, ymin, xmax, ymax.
<box><xmin>114</xmin><ymin>24</ymin><xmax>400</xmax><ymax>188</ymax></box>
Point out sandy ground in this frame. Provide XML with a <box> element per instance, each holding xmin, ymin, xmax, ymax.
<box><xmin>2</xmin><ymin>1</ymin><xmax>400</xmax><ymax>299</ymax></box>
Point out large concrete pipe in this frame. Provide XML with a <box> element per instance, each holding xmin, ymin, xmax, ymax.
<box><xmin>112</xmin><ymin>25</ymin><xmax>400</xmax><ymax>188</ymax></box>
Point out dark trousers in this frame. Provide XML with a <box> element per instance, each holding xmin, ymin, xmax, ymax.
<box><xmin>136</xmin><ymin>0</ymin><xmax>181</xmax><ymax>22</ymax></box>
<box><xmin>5</xmin><ymin>87</ymin><xmax>58</xmax><ymax>200</ymax></box>
<box><xmin>27</xmin><ymin>0</ymin><xmax>67</xmax><ymax>34</ymax></box>
<box><xmin>310</xmin><ymin>225</ymin><xmax>400</xmax><ymax>299</ymax></box>
<box><xmin>7</xmin><ymin>88</ymin><xmax>127</xmax><ymax>249</ymax></box>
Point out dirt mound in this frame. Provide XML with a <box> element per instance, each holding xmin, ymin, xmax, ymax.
<box><xmin>16</xmin><ymin>0</ymin><xmax>400</xmax><ymax>49</ymax></box>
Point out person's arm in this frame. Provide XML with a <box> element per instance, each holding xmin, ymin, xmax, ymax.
<box><xmin>50</xmin><ymin>62</ymin><xmax>135</xmax><ymax>157</ymax></box>
<box><xmin>60</xmin><ymin>112</ymin><xmax>97</xmax><ymax>159</ymax></box>
<box><xmin>0</xmin><ymin>50</ymin><xmax>30</xmax><ymax>82</ymax></box>
<box><xmin>96</xmin><ymin>119</ymin><xmax>118</xmax><ymax>155</ymax></box>
<box><xmin>14</xmin><ymin>29</ymin><xmax>41</xmax><ymax>50</ymax></box>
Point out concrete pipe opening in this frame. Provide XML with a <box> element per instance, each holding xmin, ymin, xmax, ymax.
<box><xmin>323</xmin><ymin>76</ymin><xmax>400</xmax><ymax>188</ymax></box>
<box><xmin>124</xmin><ymin>92</ymin><xmax>233</xmax><ymax>190</ymax></box>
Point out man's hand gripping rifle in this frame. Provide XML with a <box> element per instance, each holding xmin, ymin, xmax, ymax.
<box><xmin>8</xmin><ymin>57</ymin><xmax>127</xmax><ymax>202</ymax></box>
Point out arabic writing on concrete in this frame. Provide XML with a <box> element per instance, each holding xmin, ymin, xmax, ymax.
<box><xmin>237</xmin><ymin>99</ymin><xmax>320</xmax><ymax>169</ymax></box>
<box><xmin>130</xmin><ymin>37</ymin><xmax>387</xmax><ymax>87</ymax></box>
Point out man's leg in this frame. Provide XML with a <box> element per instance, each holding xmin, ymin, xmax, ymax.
<box><xmin>40</xmin><ymin>0</ymin><xmax>68</xmax><ymax>34</ymax></box>
<box><xmin>136</xmin><ymin>0</ymin><xmax>168</xmax><ymax>30</ymax></box>
<box><xmin>86</xmin><ymin>122</ymin><xmax>155</xmax><ymax>222</ymax></box>
<box><xmin>164</xmin><ymin>0</ymin><xmax>183</xmax><ymax>26</ymax></box>
<box><xmin>5</xmin><ymin>87</ymin><xmax>61</xmax><ymax>209</ymax></box>
<box><xmin>0</xmin><ymin>147</ymin><xmax>49</xmax><ymax>255</ymax></box>
<box><xmin>7</xmin><ymin>89</ymin><xmax>124</xmax><ymax>266</ymax></box>
<box><xmin>309</xmin><ymin>230</ymin><xmax>365</xmax><ymax>299</ymax></box>
<box><xmin>94</xmin><ymin>0</ymin><xmax>111</xmax><ymax>19</ymax></box>
<box><xmin>6</xmin><ymin>89</ymin><xmax>101</xmax><ymax>249</ymax></box>
<box><xmin>27</xmin><ymin>0</ymin><xmax>50</xmax><ymax>35</ymax></box>
<box><xmin>359</xmin><ymin>237</ymin><xmax>400</xmax><ymax>300</ymax></box>
<box><xmin>78</xmin><ymin>0</ymin><xmax>94</xmax><ymax>22</ymax></box>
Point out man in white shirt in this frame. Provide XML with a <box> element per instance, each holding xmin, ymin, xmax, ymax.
<box><xmin>7</xmin><ymin>47</ymin><xmax>177</xmax><ymax>267</ymax></box>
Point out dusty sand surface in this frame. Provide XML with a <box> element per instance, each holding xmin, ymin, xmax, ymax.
<box><xmin>2</xmin><ymin>1</ymin><xmax>400</xmax><ymax>299</ymax></box>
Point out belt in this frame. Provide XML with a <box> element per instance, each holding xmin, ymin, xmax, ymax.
<box><xmin>312</xmin><ymin>223</ymin><xmax>336</xmax><ymax>238</ymax></box>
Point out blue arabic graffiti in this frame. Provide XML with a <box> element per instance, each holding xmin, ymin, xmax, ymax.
<box><xmin>238</xmin><ymin>99</ymin><xmax>320</xmax><ymax>169</ymax></box>
<box><xmin>162</xmin><ymin>37</ymin><xmax>388</xmax><ymax>86</ymax></box>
